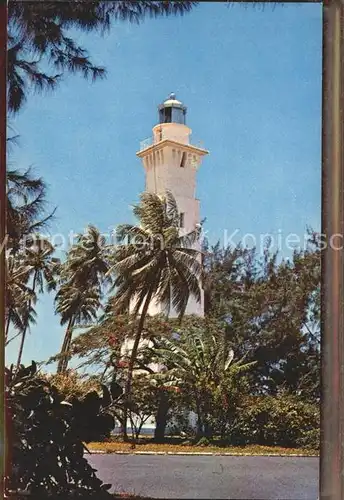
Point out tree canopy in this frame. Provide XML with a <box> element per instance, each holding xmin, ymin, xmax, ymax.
<box><xmin>8</xmin><ymin>0</ymin><xmax>198</xmax><ymax>112</ymax></box>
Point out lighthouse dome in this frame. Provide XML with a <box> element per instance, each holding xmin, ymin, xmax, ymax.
<box><xmin>158</xmin><ymin>92</ymin><xmax>187</xmax><ymax>125</ymax></box>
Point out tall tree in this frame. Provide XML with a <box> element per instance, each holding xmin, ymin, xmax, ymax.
<box><xmin>8</xmin><ymin>1</ymin><xmax>198</xmax><ymax>113</ymax></box>
<box><xmin>66</xmin><ymin>224</ymin><xmax>111</xmax><ymax>293</ymax></box>
<box><xmin>202</xmin><ymin>232</ymin><xmax>321</xmax><ymax>401</ymax></box>
<box><xmin>55</xmin><ymin>284</ymin><xmax>101</xmax><ymax>374</ymax></box>
<box><xmin>55</xmin><ymin>225</ymin><xmax>109</xmax><ymax>373</ymax></box>
<box><xmin>15</xmin><ymin>237</ymin><xmax>58</xmax><ymax>368</ymax></box>
<box><xmin>109</xmin><ymin>190</ymin><xmax>202</xmax><ymax>439</ymax></box>
<box><xmin>5</xmin><ymin>254</ymin><xmax>35</xmax><ymax>345</ymax></box>
<box><xmin>6</xmin><ymin>168</ymin><xmax>55</xmax><ymax>254</ymax></box>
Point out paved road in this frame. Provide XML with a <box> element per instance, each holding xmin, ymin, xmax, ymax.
<box><xmin>87</xmin><ymin>454</ymin><xmax>319</xmax><ymax>499</ymax></box>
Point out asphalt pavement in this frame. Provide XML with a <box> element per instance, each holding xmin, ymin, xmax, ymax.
<box><xmin>87</xmin><ymin>454</ymin><xmax>319</xmax><ymax>499</ymax></box>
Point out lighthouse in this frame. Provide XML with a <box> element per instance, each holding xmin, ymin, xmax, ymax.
<box><xmin>136</xmin><ymin>93</ymin><xmax>208</xmax><ymax>317</ymax></box>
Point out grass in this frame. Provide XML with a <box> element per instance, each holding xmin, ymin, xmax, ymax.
<box><xmin>87</xmin><ymin>437</ymin><xmax>319</xmax><ymax>457</ymax></box>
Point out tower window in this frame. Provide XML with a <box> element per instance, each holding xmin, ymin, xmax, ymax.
<box><xmin>180</xmin><ymin>152</ymin><xmax>186</xmax><ymax>168</ymax></box>
<box><xmin>164</xmin><ymin>107</ymin><xmax>172</xmax><ymax>123</ymax></box>
<box><xmin>179</xmin><ymin>212</ymin><xmax>185</xmax><ymax>228</ymax></box>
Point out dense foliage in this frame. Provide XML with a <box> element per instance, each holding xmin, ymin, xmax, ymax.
<box><xmin>202</xmin><ymin>235</ymin><xmax>320</xmax><ymax>403</ymax></box>
<box><xmin>145</xmin><ymin>317</ymin><xmax>256</xmax><ymax>439</ymax></box>
<box><xmin>5</xmin><ymin>362</ymin><xmax>122</xmax><ymax>498</ymax></box>
<box><xmin>229</xmin><ymin>394</ymin><xmax>320</xmax><ymax>449</ymax></box>
<box><xmin>43</xmin><ymin>371</ymin><xmax>102</xmax><ymax>402</ymax></box>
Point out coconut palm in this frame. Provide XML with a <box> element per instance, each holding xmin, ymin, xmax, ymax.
<box><xmin>7</xmin><ymin>168</ymin><xmax>55</xmax><ymax>254</ymax></box>
<box><xmin>108</xmin><ymin>190</ymin><xmax>202</xmax><ymax>438</ymax></box>
<box><xmin>55</xmin><ymin>225</ymin><xmax>109</xmax><ymax>373</ymax></box>
<box><xmin>55</xmin><ymin>284</ymin><xmax>101</xmax><ymax>373</ymax></box>
<box><xmin>66</xmin><ymin>224</ymin><xmax>111</xmax><ymax>292</ymax></box>
<box><xmin>5</xmin><ymin>254</ymin><xmax>36</xmax><ymax>345</ymax></box>
<box><xmin>15</xmin><ymin>237</ymin><xmax>58</xmax><ymax>368</ymax></box>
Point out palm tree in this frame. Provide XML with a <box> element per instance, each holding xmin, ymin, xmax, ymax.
<box><xmin>108</xmin><ymin>190</ymin><xmax>202</xmax><ymax>438</ymax></box>
<box><xmin>66</xmin><ymin>224</ymin><xmax>111</xmax><ymax>292</ymax></box>
<box><xmin>55</xmin><ymin>284</ymin><xmax>101</xmax><ymax>373</ymax></box>
<box><xmin>5</xmin><ymin>254</ymin><xmax>36</xmax><ymax>345</ymax></box>
<box><xmin>148</xmin><ymin>320</ymin><xmax>256</xmax><ymax>439</ymax></box>
<box><xmin>5</xmin><ymin>167</ymin><xmax>56</xmax><ymax>360</ymax></box>
<box><xmin>6</xmin><ymin>168</ymin><xmax>55</xmax><ymax>254</ymax></box>
<box><xmin>55</xmin><ymin>225</ymin><xmax>110</xmax><ymax>373</ymax></box>
<box><xmin>15</xmin><ymin>237</ymin><xmax>58</xmax><ymax>368</ymax></box>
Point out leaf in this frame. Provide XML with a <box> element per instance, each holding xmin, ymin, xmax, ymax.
<box><xmin>224</xmin><ymin>349</ymin><xmax>234</xmax><ymax>371</ymax></box>
<box><xmin>101</xmin><ymin>384</ymin><xmax>111</xmax><ymax>408</ymax></box>
<box><xmin>110</xmin><ymin>381</ymin><xmax>123</xmax><ymax>400</ymax></box>
<box><xmin>82</xmin><ymin>391</ymin><xmax>101</xmax><ymax>415</ymax></box>
<box><xmin>30</xmin><ymin>360</ymin><xmax>37</xmax><ymax>375</ymax></box>
<box><xmin>18</xmin><ymin>364</ymin><xmax>35</xmax><ymax>379</ymax></box>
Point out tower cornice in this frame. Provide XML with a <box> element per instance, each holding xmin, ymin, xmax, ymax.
<box><xmin>136</xmin><ymin>139</ymin><xmax>209</xmax><ymax>158</ymax></box>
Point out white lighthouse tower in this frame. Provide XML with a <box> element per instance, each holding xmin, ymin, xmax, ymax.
<box><xmin>137</xmin><ymin>93</ymin><xmax>208</xmax><ymax>317</ymax></box>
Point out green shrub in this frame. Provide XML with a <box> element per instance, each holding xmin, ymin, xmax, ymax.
<box><xmin>295</xmin><ymin>428</ymin><xmax>320</xmax><ymax>450</ymax></box>
<box><xmin>195</xmin><ymin>437</ymin><xmax>210</xmax><ymax>447</ymax></box>
<box><xmin>43</xmin><ymin>371</ymin><xmax>101</xmax><ymax>402</ymax></box>
<box><xmin>166</xmin><ymin>410</ymin><xmax>195</xmax><ymax>438</ymax></box>
<box><xmin>229</xmin><ymin>394</ymin><xmax>320</xmax><ymax>449</ymax></box>
<box><xmin>5</xmin><ymin>362</ymin><xmax>123</xmax><ymax>499</ymax></box>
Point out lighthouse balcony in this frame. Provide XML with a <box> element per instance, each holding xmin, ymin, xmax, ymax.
<box><xmin>139</xmin><ymin>135</ymin><xmax>205</xmax><ymax>152</ymax></box>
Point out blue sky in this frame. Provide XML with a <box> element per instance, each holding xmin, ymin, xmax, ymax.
<box><xmin>7</xmin><ymin>2</ymin><xmax>322</xmax><ymax>367</ymax></box>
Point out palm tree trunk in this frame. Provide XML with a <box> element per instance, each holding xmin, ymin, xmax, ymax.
<box><xmin>57</xmin><ymin>317</ymin><xmax>75</xmax><ymax>374</ymax></box>
<box><xmin>204</xmin><ymin>419</ymin><xmax>212</xmax><ymax>439</ymax></box>
<box><xmin>16</xmin><ymin>272</ymin><xmax>37</xmax><ymax>369</ymax></box>
<box><xmin>122</xmin><ymin>288</ymin><xmax>154</xmax><ymax>441</ymax></box>
<box><xmin>61</xmin><ymin>328</ymin><xmax>74</xmax><ymax>373</ymax></box>
<box><xmin>5</xmin><ymin>257</ymin><xmax>15</xmax><ymax>344</ymax></box>
<box><xmin>195</xmin><ymin>396</ymin><xmax>204</xmax><ymax>439</ymax></box>
<box><xmin>15</xmin><ymin>320</ymin><xmax>27</xmax><ymax>370</ymax></box>
<box><xmin>4</xmin><ymin>311</ymin><xmax>11</xmax><ymax>344</ymax></box>
<box><xmin>154</xmin><ymin>391</ymin><xmax>169</xmax><ymax>442</ymax></box>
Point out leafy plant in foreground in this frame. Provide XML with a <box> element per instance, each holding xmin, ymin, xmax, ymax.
<box><xmin>5</xmin><ymin>361</ymin><xmax>123</xmax><ymax>499</ymax></box>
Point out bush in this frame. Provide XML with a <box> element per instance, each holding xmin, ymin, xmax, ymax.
<box><xmin>5</xmin><ymin>362</ymin><xmax>123</xmax><ymax>499</ymax></box>
<box><xmin>229</xmin><ymin>394</ymin><xmax>320</xmax><ymax>449</ymax></box>
<box><xmin>295</xmin><ymin>428</ymin><xmax>320</xmax><ymax>450</ymax></box>
<box><xmin>165</xmin><ymin>409</ymin><xmax>195</xmax><ymax>438</ymax></box>
<box><xmin>195</xmin><ymin>437</ymin><xmax>210</xmax><ymax>447</ymax></box>
<box><xmin>44</xmin><ymin>371</ymin><xmax>101</xmax><ymax>402</ymax></box>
